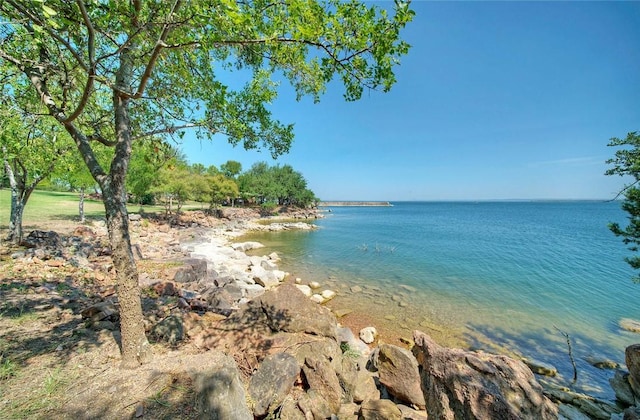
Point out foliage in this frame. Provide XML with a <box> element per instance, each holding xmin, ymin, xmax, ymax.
<box><xmin>239</xmin><ymin>162</ymin><xmax>318</xmax><ymax>207</ymax></box>
<box><xmin>606</xmin><ymin>131</ymin><xmax>640</xmax><ymax>281</ymax></box>
<box><xmin>0</xmin><ymin>0</ymin><xmax>412</xmax><ymax>366</ymax></box>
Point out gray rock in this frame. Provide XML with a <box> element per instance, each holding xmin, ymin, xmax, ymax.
<box><xmin>610</xmin><ymin>370</ymin><xmax>636</xmax><ymax>406</ymax></box>
<box><xmin>257</xmin><ymin>283</ymin><xmax>337</xmax><ymax>338</ymax></box>
<box><xmin>298</xmin><ymin>389</ymin><xmax>333</xmax><ymax>420</ymax></box>
<box><xmin>279</xmin><ymin>397</ymin><xmax>306</xmax><ymax>420</ymax></box>
<box><xmin>377</xmin><ymin>343</ymin><xmax>425</xmax><ymax>408</ymax></box>
<box><xmin>359</xmin><ymin>399</ymin><xmax>402</xmax><ymax>420</ymax></box>
<box><xmin>173</xmin><ymin>258</ymin><xmax>208</xmax><ymax>283</ymax></box>
<box><xmin>302</xmin><ymin>356</ymin><xmax>342</xmax><ymax>414</ymax></box>
<box><xmin>194</xmin><ymin>353</ymin><xmax>252</xmax><ymax>420</ymax></box>
<box><xmin>558</xmin><ymin>403</ymin><xmax>591</xmax><ymax>420</ymax></box>
<box><xmin>413</xmin><ymin>330</ymin><xmax>558</xmax><ymax>420</ymax></box>
<box><xmin>151</xmin><ymin>315</ymin><xmax>184</xmax><ymax>344</ymax></box>
<box><xmin>359</xmin><ymin>327</ymin><xmax>377</xmax><ymax>344</ymax></box>
<box><xmin>248</xmin><ymin>353</ymin><xmax>300</xmax><ymax>417</ymax></box>
<box><xmin>628</xmin><ymin>344</ymin><xmax>640</xmax><ymax>397</ymax></box>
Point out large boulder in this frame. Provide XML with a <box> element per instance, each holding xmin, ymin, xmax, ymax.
<box><xmin>359</xmin><ymin>399</ymin><xmax>402</xmax><ymax>420</ymax></box>
<box><xmin>249</xmin><ymin>352</ymin><xmax>300</xmax><ymax>417</ymax></box>
<box><xmin>377</xmin><ymin>344</ymin><xmax>425</xmax><ymax>408</ymax></box>
<box><xmin>627</xmin><ymin>344</ymin><xmax>640</xmax><ymax>398</ymax></box>
<box><xmin>412</xmin><ymin>330</ymin><xmax>558</xmax><ymax>420</ymax></box>
<box><xmin>194</xmin><ymin>352</ymin><xmax>252</xmax><ymax>420</ymax></box>
<box><xmin>256</xmin><ymin>283</ymin><xmax>337</xmax><ymax>338</ymax></box>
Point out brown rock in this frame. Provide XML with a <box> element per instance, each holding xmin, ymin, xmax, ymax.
<box><xmin>412</xmin><ymin>330</ymin><xmax>557</xmax><ymax>420</ymax></box>
<box><xmin>302</xmin><ymin>356</ymin><xmax>342</xmax><ymax>414</ymax></box>
<box><xmin>152</xmin><ymin>281</ymin><xmax>177</xmax><ymax>296</ymax></box>
<box><xmin>257</xmin><ymin>283</ymin><xmax>337</xmax><ymax>338</ymax></box>
<box><xmin>359</xmin><ymin>399</ymin><xmax>402</xmax><ymax>420</ymax></box>
<box><xmin>626</xmin><ymin>344</ymin><xmax>640</xmax><ymax>397</ymax></box>
<box><xmin>378</xmin><ymin>343</ymin><xmax>425</xmax><ymax>408</ymax></box>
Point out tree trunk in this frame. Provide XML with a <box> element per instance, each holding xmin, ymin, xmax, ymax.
<box><xmin>101</xmin><ymin>182</ymin><xmax>151</xmax><ymax>368</ymax></box>
<box><xmin>3</xmin><ymin>154</ymin><xmax>25</xmax><ymax>244</ymax></box>
<box><xmin>79</xmin><ymin>187</ymin><xmax>85</xmax><ymax>223</ymax></box>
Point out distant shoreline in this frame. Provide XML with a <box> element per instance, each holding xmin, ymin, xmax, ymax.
<box><xmin>319</xmin><ymin>201</ymin><xmax>393</xmax><ymax>207</ymax></box>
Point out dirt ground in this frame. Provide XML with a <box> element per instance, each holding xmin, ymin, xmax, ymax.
<box><xmin>0</xmin><ymin>214</ymin><xmax>265</xmax><ymax>419</ymax></box>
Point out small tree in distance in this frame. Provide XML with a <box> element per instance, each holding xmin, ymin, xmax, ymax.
<box><xmin>606</xmin><ymin>131</ymin><xmax>640</xmax><ymax>282</ymax></box>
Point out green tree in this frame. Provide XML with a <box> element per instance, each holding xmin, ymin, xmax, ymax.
<box><xmin>220</xmin><ymin>160</ymin><xmax>242</xmax><ymax>179</ymax></box>
<box><xmin>1</xmin><ymin>102</ymin><xmax>73</xmax><ymax>243</ymax></box>
<box><xmin>606</xmin><ymin>131</ymin><xmax>640</xmax><ymax>281</ymax></box>
<box><xmin>0</xmin><ymin>0</ymin><xmax>413</xmax><ymax>368</ymax></box>
<box><xmin>207</xmin><ymin>174</ymin><xmax>239</xmax><ymax>213</ymax></box>
<box><xmin>127</xmin><ymin>139</ymin><xmax>179</xmax><ymax>205</ymax></box>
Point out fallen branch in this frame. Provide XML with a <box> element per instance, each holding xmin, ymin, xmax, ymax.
<box><xmin>554</xmin><ymin>325</ymin><xmax>577</xmax><ymax>383</ymax></box>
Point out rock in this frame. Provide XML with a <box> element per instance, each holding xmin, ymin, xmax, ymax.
<box><xmin>359</xmin><ymin>399</ymin><xmax>402</xmax><ymax>420</ymax></box>
<box><xmin>353</xmin><ymin>371</ymin><xmax>379</xmax><ymax>403</ymax></box>
<box><xmin>194</xmin><ymin>352</ymin><xmax>252</xmax><ymax>420</ymax></box>
<box><xmin>584</xmin><ymin>355</ymin><xmax>620</xmax><ymax>370</ymax></box>
<box><xmin>302</xmin><ymin>356</ymin><xmax>342</xmax><ymax>414</ymax></box>
<box><xmin>523</xmin><ymin>358</ymin><xmax>558</xmax><ymax>377</ymax></box>
<box><xmin>413</xmin><ymin>330</ymin><xmax>558</xmax><ymax>420</ymax></box>
<box><xmin>295</xmin><ymin>284</ymin><xmax>313</xmax><ymax>297</ymax></box>
<box><xmin>173</xmin><ymin>258</ymin><xmax>208</xmax><ymax>283</ymax></box>
<box><xmin>338</xmin><ymin>402</ymin><xmax>360</xmax><ymax>420</ymax></box>
<box><xmin>152</xmin><ymin>281</ymin><xmax>177</xmax><ymax>296</ymax></box>
<box><xmin>129</xmin><ymin>213</ymin><xmax>142</xmax><ymax>221</ymax></box>
<box><xmin>543</xmin><ymin>383</ymin><xmax>621</xmax><ymax>419</ymax></box>
<box><xmin>350</xmin><ymin>285</ymin><xmax>363</xmax><ymax>293</ymax></box>
<box><xmin>310</xmin><ymin>294</ymin><xmax>325</xmax><ymax>304</ymax></box>
<box><xmin>298</xmin><ymin>389</ymin><xmax>333</xmax><ymax>420</ymax></box>
<box><xmin>231</xmin><ymin>241</ymin><xmax>264</xmax><ymax>252</ymax></box>
<box><xmin>624</xmin><ymin>406</ymin><xmax>640</xmax><ymax>420</ymax></box>
<box><xmin>558</xmin><ymin>403</ymin><xmax>591</xmax><ymax>420</ymax></box>
<box><xmin>334</xmin><ymin>308</ymin><xmax>353</xmax><ymax>318</ymax></box>
<box><xmin>256</xmin><ymin>283</ymin><xmax>337</xmax><ymax>338</ymax></box>
<box><xmin>397</xmin><ymin>404</ymin><xmax>428</xmax><ymax>420</ymax></box>
<box><xmin>151</xmin><ymin>315</ymin><xmax>184</xmax><ymax>344</ymax></box>
<box><xmin>24</xmin><ymin>230</ymin><xmax>62</xmax><ymax>248</ymax></box>
<box><xmin>81</xmin><ymin>302</ymin><xmax>118</xmax><ymax>322</ymax></box>
<box><xmin>321</xmin><ymin>290</ymin><xmax>337</xmax><ymax>301</ymax></box>
<box><xmin>249</xmin><ymin>353</ymin><xmax>300</xmax><ymax>417</ymax></box>
<box><xmin>377</xmin><ymin>344</ymin><xmax>425</xmax><ymax>408</ymax></box>
<box><xmin>279</xmin><ymin>397</ymin><xmax>306</xmax><ymax>420</ymax></box>
<box><xmin>337</xmin><ymin>326</ymin><xmax>370</xmax><ymax>357</ymax></box>
<box><xmin>359</xmin><ymin>327</ymin><xmax>378</xmax><ymax>344</ymax></box>
<box><xmin>295</xmin><ymin>277</ymin><xmax>302</xmax><ymax>284</ymax></box>
<box><xmin>309</xmin><ymin>281</ymin><xmax>321</xmax><ymax>289</ymax></box>
<box><xmin>293</xmin><ymin>336</ymin><xmax>342</xmax><ymax>369</ymax></box>
<box><xmin>610</xmin><ymin>370</ymin><xmax>636</xmax><ymax>407</ymax></box>
<box><xmin>621</xmin><ymin>319</ymin><xmax>640</xmax><ymax>333</ymax></box>
<box><xmin>268</xmin><ymin>252</ymin><xmax>280</xmax><ymax>261</ymax></box>
<box><xmin>627</xmin><ymin>344</ymin><xmax>640</xmax><ymax>397</ymax></box>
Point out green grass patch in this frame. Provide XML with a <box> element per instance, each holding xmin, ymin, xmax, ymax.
<box><xmin>0</xmin><ymin>189</ymin><xmax>204</xmax><ymax>228</ymax></box>
<box><xmin>0</xmin><ymin>354</ymin><xmax>18</xmax><ymax>381</ymax></box>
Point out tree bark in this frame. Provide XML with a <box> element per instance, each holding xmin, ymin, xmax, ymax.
<box><xmin>79</xmin><ymin>187</ymin><xmax>85</xmax><ymax>223</ymax></box>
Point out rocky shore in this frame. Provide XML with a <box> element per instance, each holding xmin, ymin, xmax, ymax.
<box><xmin>2</xmin><ymin>208</ymin><xmax>640</xmax><ymax>419</ymax></box>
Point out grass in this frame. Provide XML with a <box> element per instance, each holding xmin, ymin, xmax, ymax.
<box><xmin>0</xmin><ymin>354</ymin><xmax>18</xmax><ymax>380</ymax></box>
<box><xmin>0</xmin><ymin>189</ymin><xmax>204</xmax><ymax>230</ymax></box>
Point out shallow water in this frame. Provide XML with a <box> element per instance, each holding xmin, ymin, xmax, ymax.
<box><xmin>243</xmin><ymin>201</ymin><xmax>640</xmax><ymax>399</ymax></box>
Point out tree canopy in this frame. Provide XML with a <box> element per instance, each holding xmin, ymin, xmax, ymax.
<box><xmin>0</xmin><ymin>0</ymin><xmax>413</xmax><ymax>367</ymax></box>
<box><xmin>606</xmin><ymin>131</ymin><xmax>640</xmax><ymax>282</ymax></box>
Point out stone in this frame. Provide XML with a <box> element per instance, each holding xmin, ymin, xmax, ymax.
<box><xmin>413</xmin><ymin>330</ymin><xmax>558</xmax><ymax>420</ymax></box>
<box><xmin>334</xmin><ymin>308</ymin><xmax>353</xmax><ymax>318</ymax></box>
<box><xmin>359</xmin><ymin>399</ymin><xmax>402</xmax><ymax>420</ymax></box>
<box><xmin>309</xmin><ymin>281</ymin><xmax>321</xmax><ymax>289</ymax></box>
<box><xmin>558</xmin><ymin>403</ymin><xmax>591</xmax><ymax>420</ymax></box>
<box><xmin>24</xmin><ymin>230</ymin><xmax>62</xmax><ymax>248</ymax></box>
<box><xmin>256</xmin><ymin>283</ymin><xmax>337</xmax><ymax>338</ymax></box>
<box><xmin>231</xmin><ymin>241</ymin><xmax>264</xmax><ymax>252</ymax></box>
<box><xmin>397</xmin><ymin>404</ymin><xmax>428</xmax><ymax>420</ymax></box>
<box><xmin>129</xmin><ymin>213</ymin><xmax>142</xmax><ymax>221</ymax></box>
<box><xmin>584</xmin><ymin>355</ymin><xmax>621</xmax><ymax>370</ymax></box>
<box><xmin>321</xmin><ymin>290</ymin><xmax>337</xmax><ymax>301</ymax></box>
<box><xmin>610</xmin><ymin>370</ymin><xmax>636</xmax><ymax>407</ymax></box>
<box><xmin>295</xmin><ymin>277</ymin><xmax>302</xmax><ymax>284</ymax></box>
<box><xmin>295</xmin><ymin>284</ymin><xmax>313</xmax><ymax>297</ymax></box>
<box><xmin>293</xmin><ymin>337</ymin><xmax>342</xmax><ymax>369</ymax></box>
<box><xmin>350</xmin><ymin>285</ymin><xmax>363</xmax><ymax>293</ymax></box>
<box><xmin>523</xmin><ymin>358</ymin><xmax>558</xmax><ymax>377</ymax></box>
<box><xmin>302</xmin><ymin>356</ymin><xmax>342</xmax><ymax>414</ymax></box>
<box><xmin>353</xmin><ymin>371</ymin><xmax>379</xmax><ymax>403</ymax></box>
<box><xmin>543</xmin><ymin>383</ymin><xmax>621</xmax><ymax>419</ymax></box>
<box><xmin>624</xmin><ymin>406</ymin><xmax>640</xmax><ymax>420</ymax></box>
<box><xmin>173</xmin><ymin>258</ymin><xmax>208</xmax><ymax>283</ymax></box>
<box><xmin>310</xmin><ymin>294</ymin><xmax>325</xmax><ymax>304</ymax></box>
<box><xmin>249</xmin><ymin>353</ymin><xmax>299</xmax><ymax>417</ymax></box>
<box><xmin>359</xmin><ymin>327</ymin><xmax>378</xmax><ymax>344</ymax></box>
<box><xmin>268</xmin><ymin>252</ymin><xmax>280</xmax><ymax>261</ymax></box>
<box><xmin>194</xmin><ymin>352</ymin><xmax>252</xmax><ymax>420</ymax></box>
<box><xmin>81</xmin><ymin>302</ymin><xmax>118</xmax><ymax>321</ymax></box>
<box><xmin>338</xmin><ymin>402</ymin><xmax>360</xmax><ymax>420</ymax></box>
<box><xmin>150</xmin><ymin>315</ymin><xmax>184</xmax><ymax>344</ymax></box>
<box><xmin>377</xmin><ymin>344</ymin><xmax>425</xmax><ymax>408</ymax></box>
<box><xmin>279</xmin><ymin>397</ymin><xmax>306</xmax><ymax>420</ymax></box>
<box><xmin>298</xmin><ymin>390</ymin><xmax>333</xmax><ymax>420</ymax></box>
<box><xmin>621</xmin><ymin>319</ymin><xmax>640</xmax><ymax>333</ymax></box>
<box><xmin>627</xmin><ymin>344</ymin><xmax>640</xmax><ymax>397</ymax></box>
<box><xmin>337</xmin><ymin>326</ymin><xmax>370</xmax><ymax>357</ymax></box>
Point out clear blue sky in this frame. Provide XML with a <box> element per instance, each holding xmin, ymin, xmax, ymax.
<box><xmin>181</xmin><ymin>1</ymin><xmax>640</xmax><ymax>201</ymax></box>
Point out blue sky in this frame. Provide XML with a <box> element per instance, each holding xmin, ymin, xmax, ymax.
<box><xmin>181</xmin><ymin>1</ymin><xmax>640</xmax><ymax>201</ymax></box>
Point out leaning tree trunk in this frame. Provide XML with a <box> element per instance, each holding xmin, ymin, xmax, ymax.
<box><xmin>3</xmin><ymin>154</ymin><xmax>27</xmax><ymax>244</ymax></box>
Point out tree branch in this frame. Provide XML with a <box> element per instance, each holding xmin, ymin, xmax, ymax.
<box><xmin>130</xmin><ymin>0</ymin><xmax>183</xmax><ymax>99</ymax></box>
<box><xmin>4</xmin><ymin>0</ymin><xmax>89</xmax><ymax>71</ymax></box>
<box><xmin>64</xmin><ymin>0</ymin><xmax>96</xmax><ymax>123</ymax></box>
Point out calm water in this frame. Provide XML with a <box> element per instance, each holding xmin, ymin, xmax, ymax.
<box><xmin>245</xmin><ymin>201</ymin><xmax>640</xmax><ymax>398</ymax></box>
